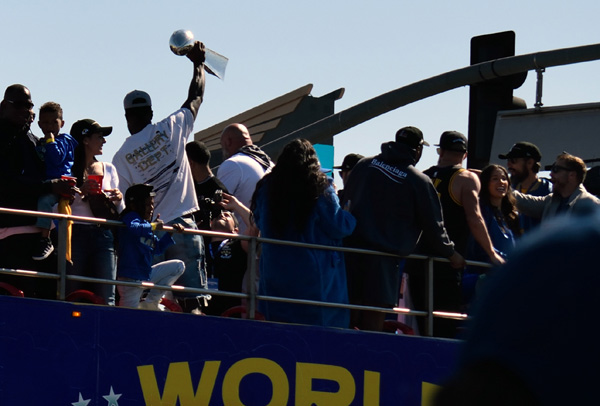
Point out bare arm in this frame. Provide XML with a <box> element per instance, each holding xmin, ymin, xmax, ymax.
<box><xmin>181</xmin><ymin>41</ymin><xmax>206</xmax><ymax>119</ymax></box>
<box><xmin>221</xmin><ymin>193</ymin><xmax>259</xmax><ymax>252</ymax></box>
<box><xmin>222</xmin><ymin>193</ymin><xmax>252</xmax><ymax>230</ymax></box>
<box><xmin>448</xmin><ymin>251</ymin><xmax>466</xmax><ymax>269</ymax></box>
<box><xmin>456</xmin><ymin>171</ymin><xmax>505</xmax><ymax>265</ymax></box>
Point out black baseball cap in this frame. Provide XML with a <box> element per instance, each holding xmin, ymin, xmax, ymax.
<box><xmin>333</xmin><ymin>153</ymin><xmax>364</xmax><ymax>171</ymax></box>
<box><xmin>435</xmin><ymin>131</ymin><xmax>467</xmax><ymax>152</ymax></box>
<box><xmin>395</xmin><ymin>126</ymin><xmax>429</xmax><ymax>149</ymax></box>
<box><xmin>125</xmin><ymin>184</ymin><xmax>156</xmax><ymax>205</ymax></box>
<box><xmin>498</xmin><ymin>142</ymin><xmax>542</xmax><ymax>161</ymax></box>
<box><xmin>70</xmin><ymin>119</ymin><xmax>112</xmax><ymax>142</ymax></box>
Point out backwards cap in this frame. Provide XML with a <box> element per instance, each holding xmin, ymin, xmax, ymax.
<box><xmin>124</xmin><ymin>90</ymin><xmax>152</xmax><ymax>109</ymax></box>
<box><xmin>395</xmin><ymin>126</ymin><xmax>429</xmax><ymax>149</ymax></box>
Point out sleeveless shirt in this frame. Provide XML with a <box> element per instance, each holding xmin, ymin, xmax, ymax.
<box><xmin>424</xmin><ymin>165</ymin><xmax>469</xmax><ymax>255</ymax></box>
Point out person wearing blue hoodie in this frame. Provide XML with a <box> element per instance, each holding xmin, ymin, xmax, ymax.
<box><xmin>117</xmin><ymin>184</ymin><xmax>185</xmax><ymax>310</ymax></box>
<box><xmin>32</xmin><ymin>102</ymin><xmax>78</xmax><ymax>261</ymax></box>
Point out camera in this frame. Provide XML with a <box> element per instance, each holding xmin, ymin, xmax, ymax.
<box><xmin>213</xmin><ymin>189</ymin><xmax>223</xmax><ymax>204</ymax></box>
<box><xmin>201</xmin><ymin>189</ymin><xmax>224</xmax><ymax>221</ymax></box>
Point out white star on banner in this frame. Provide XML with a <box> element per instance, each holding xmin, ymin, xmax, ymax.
<box><xmin>72</xmin><ymin>393</ymin><xmax>91</xmax><ymax>406</ymax></box>
<box><xmin>102</xmin><ymin>386</ymin><xmax>122</xmax><ymax>406</ymax></box>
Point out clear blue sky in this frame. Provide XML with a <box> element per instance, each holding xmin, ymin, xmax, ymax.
<box><xmin>2</xmin><ymin>1</ymin><xmax>600</xmax><ymax>182</ymax></box>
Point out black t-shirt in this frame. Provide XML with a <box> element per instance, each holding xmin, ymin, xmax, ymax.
<box><xmin>204</xmin><ymin>238</ymin><xmax>247</xmax><ymax>316</ymax></box>
<box><xmin>192</xmin><ymin>175</ymin><xmax>229</xmax><ymax>231</ymax></box>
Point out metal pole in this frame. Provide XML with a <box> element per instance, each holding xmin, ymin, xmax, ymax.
<box><xmin>56</xmin><ymin>218</ymin><xmax>68</xmax><ymax>300</ymax></box>
<box><xmin>261</xmin><ymin>43</ymin><xmax>600</xmax><ymax>151</ymax></box>
<box><xmin>425</xmin><ymin>257</ymin><xmax>434</xmax><ymax>337</ymax></box>
<box><xmin>247</xmin><ymin>236</ymin><xmax>258</xmax><ymax>319</ymax></box>
<box><xmin>535</xmin><ymin>67</ymin><xmax>545</xmax><ymax>109</ymax></box>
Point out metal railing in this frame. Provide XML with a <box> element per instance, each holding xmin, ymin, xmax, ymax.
<box><xmin>0</xmin><ymin>207</ymin><xmax>492</xmax><ymax>336</ymax></box>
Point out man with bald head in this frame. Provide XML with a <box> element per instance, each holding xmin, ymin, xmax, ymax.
<box><xmin>0</xmin><ymin>84</ymin><xmax>75</xmax><ymax>297</ymax></box>
<box><xmin>217</xmin><ymin>123</ymin><xmax>273</xmax><ymax>232</ymax></box>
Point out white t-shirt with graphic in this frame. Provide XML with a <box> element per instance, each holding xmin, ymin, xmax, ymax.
<box><xmin>112</xmin><ymin>108</ymin><xmax>198</xmax><ymax>223</ymax></box>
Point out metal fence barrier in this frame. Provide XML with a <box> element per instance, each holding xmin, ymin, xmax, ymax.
<box><xmin>0</xmin><ymin>207</ymin><xmax>492</xmax><ymax>336</ymax></box>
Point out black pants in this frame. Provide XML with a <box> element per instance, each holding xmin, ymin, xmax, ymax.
<box><xmin>0</xmin><ymin>232</ymin><xmax>58</xmax><ymax>299</ymax></box>
<box><xmin>405</xmin><ymin>258</ymin><xmax>463</xmax><ymax>338</ymax></box>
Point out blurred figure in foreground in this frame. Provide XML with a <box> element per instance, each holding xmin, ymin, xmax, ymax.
<box><xmin>435</xmin><ymin>206</ymin><xmax>600</xmax><ymax>406</ymax></box>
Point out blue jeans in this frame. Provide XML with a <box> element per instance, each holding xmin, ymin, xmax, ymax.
<box><xmin>35</xmin><ymin>192</ymin><xmax>59</xmax><ymax>230</ymax></box>
<box><xmin>154</xmin><ymin>217</ymin><xmax>206</xmax><ymax>299</ymax></box>
<box><xmin>68</xmin><ymin>224</ymin><xmax>116</xmax><ymax>305</ymax></box>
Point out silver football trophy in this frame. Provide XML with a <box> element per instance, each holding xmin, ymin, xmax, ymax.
<box><xmin>169</xmin><ymin>29</ymin><xmax>228</xmax><ymax>80</ymax></box>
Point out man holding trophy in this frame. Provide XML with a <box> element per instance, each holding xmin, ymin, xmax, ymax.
<box><xmin>112</xmin><ymin>37</ymin><xmax>208</xmax><ymax>313</ymax></box>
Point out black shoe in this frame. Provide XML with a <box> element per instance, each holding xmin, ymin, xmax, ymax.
<box><xmin>32</xmin><ymin>237</ymin><xmax>54</xmax><ymax>261</ymax></box>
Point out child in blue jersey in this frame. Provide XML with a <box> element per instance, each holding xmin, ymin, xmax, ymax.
<box><xmin>117</xmin><ymin>184</ymin><xmax>185</xmax><ymax>310</ymax></box>
<box><xmin>32</xmin><ymin>102</ymin><xmax>78</xmax><ymax>261</ymax></box>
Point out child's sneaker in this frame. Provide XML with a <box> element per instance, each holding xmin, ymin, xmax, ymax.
<box><xmin>32</xmin><ymin>237</ymin><xmax>54</xmax><ymax>261</ymax></box>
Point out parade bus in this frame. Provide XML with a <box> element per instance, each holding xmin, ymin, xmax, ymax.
<box><xmin>1</xmin><ymin>32</ymin><xmax>600</xmax><ymax>405</ymax></box>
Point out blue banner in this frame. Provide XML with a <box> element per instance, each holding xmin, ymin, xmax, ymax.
<box><xmin>0</xmin><ymin>296</ymin><xmax>459</xmax><ymax>405</ymax></box>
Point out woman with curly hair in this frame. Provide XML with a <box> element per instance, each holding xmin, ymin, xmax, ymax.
<box><xmin>463</xmin><ymin>164</ymin><xmax>521</xmax><ymax>305</ymax></box>
<box><xmin>251</xmin><ymin>138</ymin><xmax>356</xmax><ymax>328</ymax></box>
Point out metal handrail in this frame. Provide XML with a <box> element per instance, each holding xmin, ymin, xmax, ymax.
<box><xmin>0</xmin><ymin>206</ymin><xmax>492</xmax><ymax>335</ymax></box>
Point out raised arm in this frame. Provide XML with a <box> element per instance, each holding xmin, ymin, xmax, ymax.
<box><xmin>221</xmin><ymin>192</ymin><xmax>259</xmax><ymax>252</ymax></box>
<box><xmin>181</xmin><ymin>41</ymin><xmax>206</xmax><ymax>120</ymax></box>
<box><xmin>222</xmin><ymin>192</ymin><xmax>253</xmax><ymax>231</ymax></box>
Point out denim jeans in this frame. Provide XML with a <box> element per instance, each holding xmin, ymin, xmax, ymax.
<box><xmin>35</xmin><ymin>192</ymin><xmax>59</xmax><ymax>230</ymax></box>
<box><xmin>117</xmin><ymin>259</ymin><xmax>185</xmax><ymax>307</ymax></box>
<box><xmin>68</xmin><ymin>224</ymin><xmax>116</xmax><ymax>305</ymax></box>
<box><xmin>154</xmin><ymin>216</ymin><xmax>206</xmax><ymax>300</ymax></box>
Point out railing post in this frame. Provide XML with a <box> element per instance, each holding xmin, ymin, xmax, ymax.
<box><xmin>56</xmin><ymin>217</ymin><xmax>68</xmax><ymax>300</ymax></box>
<box><xmin>247</xmin><ymin>236</ymin><xmax>258</xmax><ymax>319</ymax></box>
<box><xmin>425</xmin><ymin>256</ymin><xmax>434</xmax><ymax>337</ymax></box>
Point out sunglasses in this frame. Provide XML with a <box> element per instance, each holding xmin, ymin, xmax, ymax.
<box><xmin>551</xmin><ymin>163</ymin><xmax>572</xmax><ymax>173</ymax></box>
<box><xmin>5</xmin><ymin>99</ymin><xmax>34</xmax><ymax>110</ymax></box>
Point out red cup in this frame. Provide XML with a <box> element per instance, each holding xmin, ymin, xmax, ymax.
<box><xmin>61</xmin><ymin>175</ymin><xmax>77</xmax><ymax>184</ymax></box>
<box><xmin>87</xmin><ymin>175</ymin><xmax>103</xmax><ymax>195</ymax></box>
<box><xmin>60</xmin><ymin>175</ymin><xmax>77</xmax><ymax>198</ymax></box>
